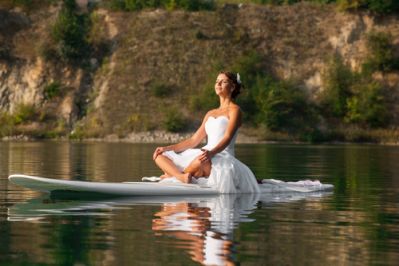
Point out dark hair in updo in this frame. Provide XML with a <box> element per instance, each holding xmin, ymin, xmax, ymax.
<box><xmin>219</xmin><ymin>71</ymin><xmax>243</xmax><ymax>99</ymax></box>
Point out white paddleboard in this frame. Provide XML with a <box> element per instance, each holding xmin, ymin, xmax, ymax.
<box><xmin>8</xmin><ymin>174</ymin><xmax>219</xmax><ymax>196</ymax></box>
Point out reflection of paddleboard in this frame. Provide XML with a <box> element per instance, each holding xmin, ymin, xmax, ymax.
<box><xmin>7</xmin><ymin>192</ymin><xmax>333</xmax><ymax>222</ymax></box>
<box><xmin>8</xmin><ymin>174</ymin><xmax>218</xmax><ymax>197</ymax></box>
<box><xmin>7</xmin><ymin>195</ymin><xmax>222</xmax><ymax>222</ymax></box>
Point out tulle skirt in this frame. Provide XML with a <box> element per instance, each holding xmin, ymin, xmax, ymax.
<box><xmin>162</xmin><ymin>149</ymin><xmax>260</xmax><ymax>194</ymax></box>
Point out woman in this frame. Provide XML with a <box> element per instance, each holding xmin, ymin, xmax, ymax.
<box><xmin>152</xmin><ymin>71</ymin><xmax>260</xmax><ymax>194</ymax></box>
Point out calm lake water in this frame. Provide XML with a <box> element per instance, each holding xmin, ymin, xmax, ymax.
<box><xmin>1</xmin><ymin>141</ymin><xmax>399</xmax><ymax>265</ymax></box>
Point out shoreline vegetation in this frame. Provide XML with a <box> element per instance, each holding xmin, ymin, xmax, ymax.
<box><xmin>1</xmin><ymin>0</ymin><xmax>399</xmax><ymax>144</ymax></box>
<box><xmin>6</xmin><ymin>0</ymin><xmax>399</xmax><ymax>14</ymax></box>
<box><xmin>2</xmin><ymin>127</ymin><xmax>399</xmax><ymax>145</ymax></box>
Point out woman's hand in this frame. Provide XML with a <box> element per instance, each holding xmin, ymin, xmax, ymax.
<box><xmin>153</xmin><ymin>146</ymin><xmax>169</xmax><ymax>160</ymax></box>
<box><xmin>199</xmin><ymin>149</ymin><xmax>213</xmax><ymax>162</ymax></box>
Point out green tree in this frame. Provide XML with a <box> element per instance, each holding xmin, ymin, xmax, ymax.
<box><xmin>337</xmin><ymin>0</ymin><xmax>399</xmax><ymax>13</ymax></box>
<box><xmin>320</xmin><ymin>56</ymin><xmax>353</xmax><ymax>117</ymax></box>
<box><xmin>51</xmin><ymin>0</ymin><xmax>90</xmax><ymax>63</ymax></box>
<box><xmin>124</xmin><ymin>0</ymin><xmax>159</xmax><ymax>11</ymax></box>
<box><xmin>366</xmin><ymin>0</ymin><xmax>399</xmax><ymax>13</ymax></box>
<box><xmin>345</xmin><ymin>81</ymin><xmax>388</xmax><ymax>127</ymax></box>
<box><xmin>254</xmin><ymin>77</ymin><xmax>313</xmax><ymax>131</ymax></box>
<box><xmin>230</xmin><ymin>51</ymin><xmax>265</xmax><ymax>123</ymax></box>
<box><xmin>105</xmin><ymin>0</ymin><xmax>214</xmax><ymax>11</ymax></box>
<box><xmin>363</xmin><ymin>31</ymin><xmax>398</xmax><ymax>73</ymax></box>
<box><xmin>336</xmin><ymin>0</ymin><xmax>364</xmax><ymax>10</ymax></box>
<box><xmin>164</xmin><ymin>109</ymin><xmax>186</xmax><ymax>132</ymax></box>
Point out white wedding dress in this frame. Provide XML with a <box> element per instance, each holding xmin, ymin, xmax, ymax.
<box><xmin>162</xmin><ymin>115</ymin><xmax>259</xmax><ymax>193</ymax></box>
<box><xmin>160</xmin><ymin>115</ymin><xmax>333</xmax><ymax>193</ymax></box>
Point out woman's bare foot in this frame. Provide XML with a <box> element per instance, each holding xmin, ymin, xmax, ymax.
<box><xmin>160</xmin><ymin>172</ymin><xmax>190</xmax><ymax>183</ymax></box>
<box><xmin>177</xmin><ymin>173</ymin><xmax>191</xmax><ymax>183</ymax></box>
<box><xmin>160</xmin><ymin>173</ymin><xmax>171</xmax><ymax>179</ymax></box>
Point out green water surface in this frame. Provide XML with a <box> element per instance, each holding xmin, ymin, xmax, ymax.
<box><xmin>0</xmin><ymin>142</ymin><xmax>398</xmax><ymax>265</ymax></box>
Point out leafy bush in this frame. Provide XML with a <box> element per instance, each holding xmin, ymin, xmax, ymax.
<box><xmin>0</xmin><ymin>112</ymin><xmax>14</xmax><ymax>137</ymax></box>
<box><xmin>249</xmin><ymin>0</ymin><xmax>399</xmax><ymax>14</ymax></box>
<box><xmin>336</xmin><ymin>0</ymin><xmax>363</xmax><ymax>10</ymax></box>
<box><xmin>366</xmin><ymin>0</ymin><xmax>399</xmax><ymax>13</ymax></box>
<box><xmin>319</xmin><ymin>53</ymin><xmax>391</xmax><ymax>129</ymax></box>
<box><xmin>215</xmin><ymin>0</ymin><xmax>398</xmax><ymax>14</ymax></box>
<box><xmin>124</xmin><ymin>0</ymin><xmax>156</xmax><ymax>11</ymax></box>
<box><xmin>37</xmin><ymin>42</ymin><xmax>58</xmax><ymax>61</ymax></box>
<box><xmin>189</xmin><ymin>60</ymin><xmax>224</xmax><ymax>112</ymax></box>
<box><xmin>43</xmin><ymin>82</ymin><xmax>62</xmax><ymax>100</ymax></box>
<box><xmin>104</xmin><ymin>0</ymin><xmax>215</xmax><ymax>11</ymax></box>
<box><xmin>336</xmin><ymin>0</ymin><xmax>399</xmax><ymax>13</ymax></box>
<box><xmin>171</xmin><ymin>0</ymin><xmax>216</xmax><ymax>11</ymax></box>
<box><xmin>124</xmin><ymin>113</ymin><xmax>153</xmax><ymax>131</ymax></box>
<box><xmin>150</xmin><ymin>83</ymin><xmax>173</xmax><ymax>98</ymax></box>
<box><xmin>251</xmin><ymin>0</ymin><xmax>299</xmax><ymax>4</ymax></box>
<box><xmin>69</xmin><ymin>125</ymin><xmax>86</xmax><ymax>140</ymax></box>
<box><xmin>192</xmin><ymin>51</ymin><xmax>291</xmax><ymax>131</ymax></box>
<box><xmin>164</xmin><ymin>109</ymin><xmax>186</xmax><ymax>132</ymax></box>
<box><xmin>13</xmin><ymin>0</ymin><xmax>33</xmax><ymax>6</ymax></box>
<box><xmin>189</xmin><ymin>84</ymin><xmax>218</xmax><ymax>112</ymax></box>
<box><xmin>0</xmin><ymin>47</ymin><xmax>11</xmax><ymax>60</ymax></box>
<box><xmin>0</xmin><ymin>0</ymin><xmax>55</xmax><ymax>10</ymax></box>
<box><xmin>229</xmin><ymin>51</ymin><xmax>264</xmax><ymax>122</ymax></box>
<box><xmin>51</xmin><ymin>0</ymin><xmax>90</xmax><ymax>63</ymax></box>
<box><xmin>362</xmin><ymin>31</ymin><xmax>398</xmax><ymax>73</ymax></box>
<box><xmin>195</xmin><ymin>30</ymin><xmax>208</xmax><ymax>40</ymax></box>
<box><xmin>254</xmin><ymin>77</ymin><xmax>315</xmax><ymax>131</ymax></box>
<box><xmin>230</xmin><ymin>51</ymin><xmax>264</xmax><ymax>88</ymax></box>
<box><xmin>345</xmin><ymin>81</ymin><xmax>388</xmax><ymax>127</ymax></box>
<box><xmin>320</xmin><ymin>56</ymin><xmax>354</xmax><ymax>117</ymax></box>
<box><xmin>12</xmin><ymin>103</ymin><xmax>37</xmax><ymax>124</ymax></box>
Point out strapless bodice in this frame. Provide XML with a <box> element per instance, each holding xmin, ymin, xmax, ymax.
<box><xmin>203</xmin><ymin>116</ymin><xmax>237</xmax><ymax>156</ymax></box>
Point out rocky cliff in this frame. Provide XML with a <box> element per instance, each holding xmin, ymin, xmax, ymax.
<box><xmin>1</xmin><ymin>2</ymin><xmax>398</xmax><ymax>140</ymax></box>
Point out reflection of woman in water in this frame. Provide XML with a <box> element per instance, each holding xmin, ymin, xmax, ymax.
<box><xmin>153</xmin><ymin>72</ymin><xmax>260</xmax><ymax>194</ymax></box>
<box><xmin>152</xmin><ymin>202</ymin><xmax>235</xmax><ymax>265</ymax></box>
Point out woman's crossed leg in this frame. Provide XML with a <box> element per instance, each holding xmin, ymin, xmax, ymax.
<box><xmin>155</xmin><ymin>154</ymin><xmax>211</xmax><ymax>183</ymax></box>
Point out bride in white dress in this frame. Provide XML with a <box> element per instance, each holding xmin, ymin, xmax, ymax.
<box><xmin>152</xmin><ymin>72</ymin><xmax>333</xmax><ymax>194</ymax></box>
<box><xmin>153</xmin><ymin>71</ymin><xmax>259</xmax><ymax>193</ymax></box>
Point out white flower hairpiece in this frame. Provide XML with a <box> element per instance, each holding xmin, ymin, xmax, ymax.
<box><xmin>236</xmin><ymin>73</ymin><xmax>241</xmax><ymax>84</ymax></box>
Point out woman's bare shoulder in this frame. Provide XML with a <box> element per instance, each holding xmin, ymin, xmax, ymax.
<box><xmin>229</xmin><ymin>104</ymin><xmax>242</xmax><ymax>113</ymax></box>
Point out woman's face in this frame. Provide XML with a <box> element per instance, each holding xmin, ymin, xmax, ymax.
<box><xmin>215</xmin><ymin>74</ymin><xmax>234</xmax><ymax>98</ymax></box>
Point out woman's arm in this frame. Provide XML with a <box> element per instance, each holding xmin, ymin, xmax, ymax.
<box><xmin>167</xmin><ymin>112</ymin><xmax>210</xmax><ymax>152</ymax></box>
<box><xmin>199</xmin><ymin>107</ymin><xmax>241</xmax><ymax>161</ymax></box>
<box><xmin>153</xmin><ymin>112</ymin><xmax>211</xmax><ymax>160</ymax></box>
